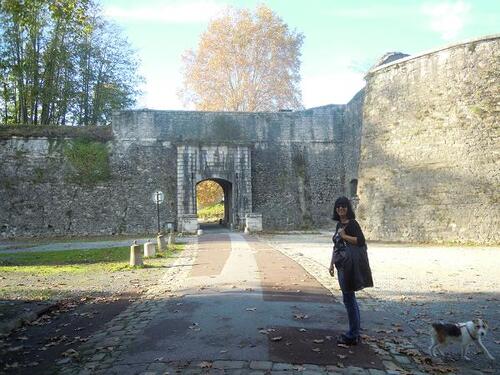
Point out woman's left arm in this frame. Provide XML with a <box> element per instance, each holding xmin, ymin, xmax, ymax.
<box><xmin>339</xmin><ymin>220</ymin><xmax>365</xmax><ymax>246</ymax></box>
<box><xmin>339</xmin><ymin>231</ymin><xmax>358</xmax><ymax>245</ymax></box>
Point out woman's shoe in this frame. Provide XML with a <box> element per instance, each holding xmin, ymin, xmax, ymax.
<box><xmin>337</xmin><ymin>334</ymin><xmax>360</xmax><ymax>346</ymax></box>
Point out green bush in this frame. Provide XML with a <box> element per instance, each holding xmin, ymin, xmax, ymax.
<box><xmin>198</xmin><ymin>202</ymin><xmax>224</xmax><ymax>221</ymax></box>
<box><xmin>64</xmin><ymin>138</ymin><xmax>110</xmax><ymax>185</ymax></box>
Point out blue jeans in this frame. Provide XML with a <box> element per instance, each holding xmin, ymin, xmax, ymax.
<box><xmin>337</xmin><ymin>268</ymin><xmax>360</xmax><ymax>339</ymax></box>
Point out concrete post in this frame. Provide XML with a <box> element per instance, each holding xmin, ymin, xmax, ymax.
<box><xmin>167</xmin><ymin>232</ymin><xmax>176</xmax><ymax>246</ymax></box>
<box><xmin>130</xmin><ymin>243</ymin><xmax>143</xmax><ymax>266</ymax></box>
<box><xmin>157</xmin><ymin>234</ymin><xmax>166</xmax><ymax>252</ymax></box>
<box><xmin>144</xmin><ymin>241</ymin><xmax>156</xmax><ymax>257</ymax></box>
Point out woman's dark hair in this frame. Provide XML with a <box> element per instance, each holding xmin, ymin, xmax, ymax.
<box><xmin>332</xmin><ymin>196</ymin><xmax>355</xmax><ymax>221</ymax></box>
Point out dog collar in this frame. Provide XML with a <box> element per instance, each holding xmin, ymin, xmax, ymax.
<box><xmin>464</xmin><ymin>324</ymin><xmax>477</xmax><ymax>341</ymax></box>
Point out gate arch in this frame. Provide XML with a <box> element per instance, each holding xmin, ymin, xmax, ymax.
<box><xmin>196</xmin><ymin>178</ymin><xmax>232</xmax><ymax>226</ymax></box>
<box><xmin>176</xmin><ymin>145</ymin><xmax>252</xmax><ymax>232</ymax></box>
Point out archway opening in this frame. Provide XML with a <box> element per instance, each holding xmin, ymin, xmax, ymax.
<box><xmin>196</xmin><ymin>179</ymin><xmax>232</xmax><ymax>227</ymax></box>
<box><xmin>350</xmin><ymin>179</ymin><xmax>358</xmax><ymax>197</ymax></box>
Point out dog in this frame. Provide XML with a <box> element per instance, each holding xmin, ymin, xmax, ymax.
<box><xmin>429</xmin><ymin>318</ymin><xmax>495</xmax><ymax>361</ymax></box>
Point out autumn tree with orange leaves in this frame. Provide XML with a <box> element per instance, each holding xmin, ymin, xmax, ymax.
<box><xmin>179</xmin><ymin>5</ymin><xmax>303</xmax><ymax>112</ymax></box>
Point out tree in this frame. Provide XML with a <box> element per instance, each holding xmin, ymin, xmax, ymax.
<box><xmin>179</xmin><ymin>5</ymin><xmax>303</xmax><ymax>112</ymax></box>
<box><xmin>0</xmin><ymin>0</ymin><xmax>141</xmax><ymax>126</ymax></box>
<box><xmin>196</xmin><ymin>180</ymin><xmax>223</xmax><ymax>209</ymax></box>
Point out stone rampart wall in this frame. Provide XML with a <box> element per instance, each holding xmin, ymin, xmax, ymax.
<box><xmin>112</xmin><ymin>106</ymin><xmax>348</xmax><ymax>230</ymax></box>
<box><xmin>0</xmin><ymin>137</ymin><xmax>177</xmax><ymax>237</ymax></box>
<box><xmin>4</xmin><ymin>35</ymin><xmax>497</xmax><ymax>242</ymax></box>
<box><xmin>1</xmin><ymin>104</ymin><xmax>357</xmax><ymax>237</ymax></box>
<box><xmin>358</xmin><ymin>35</ymin><xmax>499</xmax><ymax>244</ymax></box>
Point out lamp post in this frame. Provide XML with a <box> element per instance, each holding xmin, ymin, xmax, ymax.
<box><xmin>152</xmin><ymin>190</ymin><xmax>164</xmax><ymax>233</ymax></box>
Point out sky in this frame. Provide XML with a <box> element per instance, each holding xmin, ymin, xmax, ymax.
<box><xmin>100</xmin><ymin>0</ymin><xmax>499</xmax><ymax>110</ymax></box>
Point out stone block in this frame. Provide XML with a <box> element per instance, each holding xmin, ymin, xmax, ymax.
<box><xmin>245</xmin><ymin>213</ymin><xmax>263</xmax><ymax>232</ymax></box>
<box><xmin>156</xmin><ymin>235</ymin><xmax>165</xmax><ymax>252</ymax></box>
<box><xmin>272</xmin><ymin>363</ymin><xmax>294</xmax><ymax>371</ymax></box>
<box><xmin>178</xmin><ymin>214</ymin><xmax>198</xmax><ymax>234</ymax></box>
<box><xmin>144</xmin><ymin>242</ymin><xmax>156</xmax><ymax>257</ymax></box>
<box><xmin>130</xmin><ymin>244</ymin><xmax>143</xmax><ymax>266</ymax></box>
<box><xmin>249</xmin><ymin>361</ymin><xmax>272</xmax><ymax>370</ymax></box>
<box><xmin>167</xmin><ymin>232</ymin><xmax>176</xmax><ymax>246</ymax></box>
<box><xmin>212</xmin><ymin>360</ymin><xmax>246</xmax><ymax>369</ymax></box>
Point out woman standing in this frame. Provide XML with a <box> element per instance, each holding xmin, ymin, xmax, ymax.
<box><xmin>330</xmin><ymin>196</ymin><xmax>373</xmax><ymax>346</ymax></box>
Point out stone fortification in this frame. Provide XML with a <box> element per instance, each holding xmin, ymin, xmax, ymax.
<box><xmin>2</xmin><ymin>34</ymin><xmax>498</xmax><ymax>244</ymax></box>
<box><xmin>358</xmin><ymin>35</ymin><xmax>499</xmax><ymax>244</ymax></box>
<box><xmin>112</xmin><ymin>107</ymin><xmax>348</xmax><ymax>230</ymax></box>
<box><xmin>1</xmin><ymin>104</ymin><xmax>360</xmax><ymax>238</ymax></box>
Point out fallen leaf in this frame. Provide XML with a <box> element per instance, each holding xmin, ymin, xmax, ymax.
<box><xmin>337</xmin><ymin>343</ymin><xmax>349</xmax><ymax>349</ymax></box>
<box><xmin>245</xmin><ymin>307</ymin><xmax>257</xmax><ymax>311</ymax></box>
<box><xmin>312</xmin><ymin>348</ymin><xmax>321</xmax><ymax>352</ymax></box>
<box><xmin>313</xmin><ymin>339</ymin><xmax>324</xmax><ymax>344</ymax></box>
<box><xmin>271</xmin><ymin>336</ymin><xmax>282</xmax><ymax>342</ymax></box>
<box><xmin>199</xmin><ymin>361</ymin><xmax>212</xmax><ymax>368</ymax></box>
<box><xmin>337</xmin><ymin>354</ymin><xmax>347</xmax><ymax>359</ymax></box>
<box><xmin>62</xmin><ymin>349</ymin><xmax>79</xmax><ymax>358</ymax></box>
<box><xmin>293</xmin><ymin>314</ymin><xmax>309</xmax><ymax>320</ymax></box>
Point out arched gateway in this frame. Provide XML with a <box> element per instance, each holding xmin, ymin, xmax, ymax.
<box><xmin>176</xmin><ymin>145</ymin><xmax>252</xmax><ymax>232</ymax></box>
<box><xmin>106</xmin><ymin>107</ymin><xmax>356</xmax><ymax>234</ymax></box>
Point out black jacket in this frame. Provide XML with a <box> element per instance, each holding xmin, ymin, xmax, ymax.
<box><xmin>340</xmin><ymin>243</ymin><xmax>374</xmax><ymax>292</ymax></box>
<box><xmin>332</xmin><ymin>220</ymin><xmax>373</xmax><ymax>292</ymax></box>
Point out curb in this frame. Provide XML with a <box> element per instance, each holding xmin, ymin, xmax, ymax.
<box><xmin>0</xmin><ymin>302</ymin><xmax>54</xmax><ymax>336</ymax></box>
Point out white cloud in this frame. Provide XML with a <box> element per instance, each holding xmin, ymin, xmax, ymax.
<box><xmin>421</xmin><ymin>1</ymin><xmax>471</xmax><ymax>40</ymax></box>
<box><xmin>104</xmin><ymin>0</ymin><xmax>225</xmax><ymax>23</ymax></box>
<box><xmin>302</xmin><ymin>71</ymin><xmax>365</xmax><ymax>108</ymax></box>
<box><xmin>329</xmin><ymin>5</ymin><xmax>413</xmax><ymax>19</ymax></box>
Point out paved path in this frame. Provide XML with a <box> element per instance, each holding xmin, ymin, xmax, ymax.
<box><xmin>55</xmin><ymin>233</ymin><xmax>498</xmax><ymax>375</ymax></box>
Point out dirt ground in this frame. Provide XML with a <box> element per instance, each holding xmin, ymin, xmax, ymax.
<box><xmin>0</xmin><ymin>250</ymin><xmax>180</xmax><ymax>374</ymax></box>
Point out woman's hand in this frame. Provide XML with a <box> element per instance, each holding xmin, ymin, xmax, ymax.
<box><xmin>339</xmin><ymin>227</ymin><xmax>358</xmax><ymax>245</ymax></box>
<box><xmin>329</xmin><ymin>266</ymin><xmax>335</xmax><ymax>276</ymax></box>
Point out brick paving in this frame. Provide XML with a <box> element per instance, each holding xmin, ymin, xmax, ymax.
<box><xmin>55</xmin><ymin>233</ymin><xmax>499</xmax><ymax>375</ymax></box>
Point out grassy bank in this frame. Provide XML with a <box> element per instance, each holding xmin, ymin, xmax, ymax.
<box><xmin>198</xmin><ymin>202</ymin><xmax>224</xmax><ymax>222</ymax></box>
<box><xmin>0</xmin><ymin>244</ymin><xmax>185</xmax><ymax>275</ymax></box>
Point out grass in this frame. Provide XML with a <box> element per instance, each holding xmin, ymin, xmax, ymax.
<box><xmin>0</xmin><ymin>234</ymin><xmax>153</xmax><ymax>251</ymax></box>
<box><xmin>0</xmin><ymin>243</ymin><xmax>185</xmax><ymax>275</ymax></box>
<box><xmin>198</xmin><ymin>202</ymin><xmax>224</xmax><ymax>221</ymax></box>
<box><xmin>0</xmin><ymin>124</ymin><xmax>112</xmax><ymax>141</ymax></box>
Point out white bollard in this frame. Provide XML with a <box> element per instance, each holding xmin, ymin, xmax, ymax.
<box><xmin>157</xmin><ymin>234</ymin><xmax>165</xmax><ymax>252</ymax></box>
<box><xmin>197</xmin><ymin>229</ymin><xmax>203</xmax><ymax>236</ymax></box>
<box><xmin>167</xmin><ymin>232</ymin><xmax>176</xmax><ymax>246</ymax></box>
<box><xmin>130</xmin><ymin>242</ymin><xmax>143</xmax><ymax>266</ymax></box>
<box><xmin>144</xmin><ymin>241</ymin><xmax>156</xmax><ymax>257</ymax></box>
